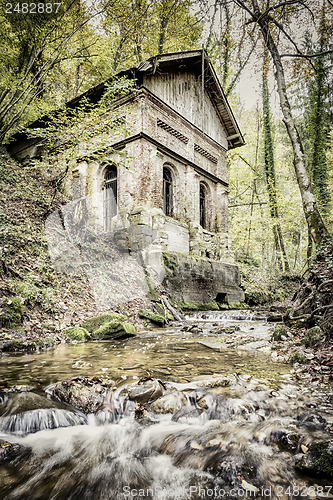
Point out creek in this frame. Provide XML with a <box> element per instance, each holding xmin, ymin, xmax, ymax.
<box><xmin>0</xmin><ymin>311</ymin><xmax>332</xmax><ymax>500</ymax></box>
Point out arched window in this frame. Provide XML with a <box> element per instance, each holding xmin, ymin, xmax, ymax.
<box><xmin>103</xmin><ymin>165</ymin><xmax>117</xmax><ymax>231</ymax></box>
<box><xmin>200</xmin><ymin>182</ymin><xmax>207</xmax><ymax>229</ymax></box>
<box><xmin>163</xmin><ymin>167</ymin><xmax>173</xmax><ymax>217</ymax></box>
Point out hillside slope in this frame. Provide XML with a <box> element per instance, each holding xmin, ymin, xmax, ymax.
<box><xmin>0</xmin><ymin>148</ymin><xmax>150</xmax><ymax>339</ymax></box>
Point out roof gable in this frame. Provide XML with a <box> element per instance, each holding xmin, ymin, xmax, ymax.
<box><xmin>64</xmin><ymin>50</ymin><xmax>244</xmax><ymax>149</ymax></box>
<box><xmin>11</xmin><ymin>50</ymin><xmax>244</xmax><ymax>150</ymax></box>
<box><xmin>129</xmin><ymin>51</ymin><xmax>244</xmax><ymax>149</ymax></box>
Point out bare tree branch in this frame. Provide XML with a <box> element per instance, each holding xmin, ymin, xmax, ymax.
<box><xmin>257</xmin><ymin>0</ymin><xmax>315</xmax><ymax>24</ymax></box>
<box><xmin>281</xmin><ymin>49</ymin><xmax>333</xmax><ymax>58</ymax></box>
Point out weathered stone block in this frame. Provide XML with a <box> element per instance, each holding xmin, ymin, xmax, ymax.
<box><xmin>128</xmin><ymin>210</ymin><xmax>152</xmax><ymax>227</ymax></box>
<box><xmin>162</xmin><ymin>252</ymin><xmax>244</xmax><ymax>304</ymax></box>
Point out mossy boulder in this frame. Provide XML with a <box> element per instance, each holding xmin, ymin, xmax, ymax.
<box><xmin>138</xmin><ymin>309</ymin><xmax>165</xmax><ymax>326</ymax></box>
<box><xmin>81</xmin><ymin>313</ymin><xmax>126</xmax><ymax>333</ymax></box>
<box><xmin>271</xmin><ymin>325</ymin><xmax>289</xmax><ymax>341</ymax></box>
<box><xmin>4</xmin><ymin>297</ymin><xmax>23</xmax><ymax>325</ymax></box>
<box><xmin>64</xmin><ymin>327</ymin><xmax>90</xmax><ymax>342</ymax></box>
<box><xmin>288</xmin><ymin>350</ymin><xmax>309</xmax><ymax>365</ymax></box>
<box><xmin>302</xmin><ymin>326</ymin><xmax>323</xmax><ymax>347</ymax></box>
<box><xmin>91</xmin><ymin>321</ymin><xmax>136</xmax><ymax>339</ymax></box>
<box><xmin>295</xmin><ymin>441</ymin><xmax>333</xmax><ymax>479</ymax></box>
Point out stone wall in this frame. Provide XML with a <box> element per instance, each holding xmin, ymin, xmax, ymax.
<box><xmin>8</xmin><ymin>87</ymin><xmax>241</xmax><ymax>295</ymax></box>
<box><xmin>162</xmin><ymin>252</ymin><xmax>244</xmax><ymax>305</ymax></box>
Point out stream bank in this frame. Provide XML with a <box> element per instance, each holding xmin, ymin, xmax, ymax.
<box><xmin>0</xmin><ymin>311</ymin><xmax>332</xmax><ymax>499</ymax></box>
<box><xmin>1</xmin><ymin>307</ymin><xmax>332</xmax><ymax>385</ymax></box>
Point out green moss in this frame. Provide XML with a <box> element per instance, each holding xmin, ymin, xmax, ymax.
<box><xmin>15</xmin><ymin>278</ymin><xmax>57</xmax><ymax>312</ymax></box>
<box><xmin>144</xmin><ymin>274</ymin><xmax>159</xmax><ymax>300</ymax></box>
<box><xmin>154</xmin><ymin>303</ymin><xmax>173</xmax><ymax>321</ymax></box>
<box><xmin>271</xmin><ymin>325</ymin><xmax>288</xmax><ymax>341</ymax></box>
<box><xmin>64</xmin><ymin>326</ymin><xmax>90</xmax><ymax>342</ymax></box>
<box><xmin>138</xmin><ymin>309</ymin><xmax>165</xmax><ymax>326</ymax></box>
<box><xmin>162</xmin><ymin>253</ymin><xmax>178</xmax><ymax>271</ymax></box>
<box><xmin>81</xmin><ymin>313</ymin><xmax>126</xmax><ymax>333</ymax></box>
<box><xmin>4</xmin><ymin>297</ymin><xmax>23</xmax><ymax>325</ymax></box>
<box><xmin>305</xmin><ymin>441</ymin><xmax>333</xmax><ymax>478</ymax></box>
<box><xmin>200</xmin><ymin>301</ymin><xmax>220</xmax><ymax>310</ymax></box>
<box><xmin>154</xmin><ymin>303</ymin><xmax>164</xmax><ymax>315</ymax></box>
<box><xmin>288</xmin><ymin>351</ymin><xmax>309</xmax><ymax>364</ymax></box>
<box><xmin>228</xmin><ymin>302</ymin><xmax>249</xmax><ymax>310</ymax></box>
<box><xmin>41</xmin><ymin>323</ymin><xmax>56</xmax><ymax>331</ymax></box>
<box><xmin>217</xmin><ymin>303</ymin><xmax>229</xmax><ymax>310</ymax></box>
<box><xmin>92</xmin><ymin>321</ymin><xmax>136</xmax><ymax>339</ymax></box>
<box><xmin>8</xmin><ymin>340</ymin><xmax>25</xmax><ymax>349</ymax></box>
<box><xmin>177</xmin><ymin>301</ymin><xmax>224</xmax><ymax>311</ymax></box>
<box><xmin>302</xmin><ymin>326</ymin><xmax>323</xmax><ymax>347</ymax></box>
<box><xmin>178</xmin><ymin>302</ymin><xmax>199</xmax><ymax>311</ymax></box>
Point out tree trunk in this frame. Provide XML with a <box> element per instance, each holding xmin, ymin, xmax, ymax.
<box><xmin>309</xmin><ymin>2</ymin><xmax>331</xmax><ymax>216</ymax></box>
<box><xmin>262</xmin><ymin>47</ymin><xmax>289</xmax><ymax>271</ymax></box>
<box><xmin>251</xmin><ymin>0</ymin><xmax>329</xmax><ymax>245</ymax></box>
<box><xmin>158</xmin><ymin>17</ymin><xmax>168</xmax><ymax>54</ymax></box>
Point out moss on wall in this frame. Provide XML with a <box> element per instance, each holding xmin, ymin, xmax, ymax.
<box><xmin>162</xmin><ymin>253</ymin><xmax>178</xmax><ymax>271</ymax></box>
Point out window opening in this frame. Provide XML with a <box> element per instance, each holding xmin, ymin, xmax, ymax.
<box><xmin>200</xmin><ymin>183</ymin><xmax>207</xmax><ymax>229</ymax></box>
<box><xmin>103</xmin><ymin>165</ymin><xmax>117</xmax><ymax>231</ymax></box>
<box><xmin>163</xmin><ymin>167</ymin><xmax>173</xmax><ymax>217</ymax></box>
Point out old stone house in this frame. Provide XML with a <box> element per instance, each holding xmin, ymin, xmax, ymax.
<box><xmin>9</xmin><ymin>50</ymin><xmax>245</xmax><ymax>305</ymax></box>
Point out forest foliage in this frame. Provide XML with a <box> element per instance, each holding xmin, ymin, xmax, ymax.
<box><xmin>1</xmin><ymin>0</ymin><xmax>332</xmax><ymax>290</ymax></box>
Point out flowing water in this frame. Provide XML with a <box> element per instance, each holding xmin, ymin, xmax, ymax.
<box><xmin>0</xmin><ymin>312</ymin><xmax>332</xmax><ymax>500</ymax></box>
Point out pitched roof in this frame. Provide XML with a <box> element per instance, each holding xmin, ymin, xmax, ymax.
<box><xmin>13</xmin><ymin>50</ymin><xmax>244</xmax><ymax>149</ymax></box>
<box><xmin>67</xmin><ymin>50</ymin><xmax>244</xmax><ymax>149</ymax></box>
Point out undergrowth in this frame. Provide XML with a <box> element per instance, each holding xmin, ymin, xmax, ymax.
<box><xmin>0</xmin><ymin>147</ymin><xmax>93</xmax><ymax>321</ymax></box>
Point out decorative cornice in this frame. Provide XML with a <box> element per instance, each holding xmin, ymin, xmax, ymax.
<box><xmin>78</xmin><ymin>132</ymin><xmax>228</xmax><ymax>187</ymax></box>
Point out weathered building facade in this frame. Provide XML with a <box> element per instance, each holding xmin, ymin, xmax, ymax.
<box><xmin>9</xmin><ymin>51</ymin><xmax>245</xmax><ymax>305</ymax></box>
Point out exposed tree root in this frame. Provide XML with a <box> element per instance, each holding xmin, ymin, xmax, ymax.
<box><xmin>286</xmin><ymin>238</ymin><xmax>333</xmax><ymax>338</ymax></box>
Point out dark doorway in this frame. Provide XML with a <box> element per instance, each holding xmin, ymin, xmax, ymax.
<box><xmin>216</xmin><ymin>292</ymin><xmax>227</xmax><ymax>305</ymax></box>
